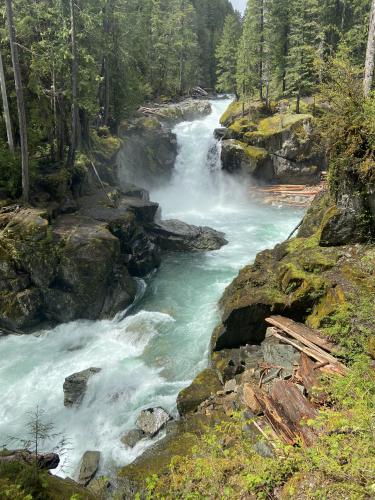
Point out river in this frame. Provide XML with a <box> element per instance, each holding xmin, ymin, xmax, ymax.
<box><xmin>0</xmin><ymin>99</ymin><xmax>303</xmax><ymax>477</ymax></box>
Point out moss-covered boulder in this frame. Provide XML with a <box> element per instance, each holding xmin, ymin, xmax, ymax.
<box><xmin>219</xmin><ymin>100</ymin><xmax>324</xmax><ymax>185</ymax></box>
<box><xmin>177</xmin><ymin>369</ymin><xmax>222</xmax><ymax>415</ymax></box>
<box><xmin>211</xmin><ymin>191</ymin><xmax>375</xmax><ymax>359</ymax></box>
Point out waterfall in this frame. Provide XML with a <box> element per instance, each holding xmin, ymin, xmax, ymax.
<box><xmin>0</xmin><ymin>100</ymin><xmax>303</xmax><ymax>479</ymax></box>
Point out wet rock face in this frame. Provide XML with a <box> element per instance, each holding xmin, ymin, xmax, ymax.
<box><xmin>117</xmin><ymin>100</ymin><xmax>212</xmax><ymax>190</ymax></box>
<box><xmin>149</xmin><ymin>219</ymin><xmax>228</xmax><ymax>252</ymax></box>
<box><xmin>121</xmin><ymin>429</ymin><xmax>146</xmax><ymax>448</ymax></box>
<box><xmin>177</xmin><ymin>369</ymin><xmax>222</xmax><ymax>415</ymax></box>
<box><xmin>63</xmin><ymin>367</ymin><xmax>101</xmax><ymax>407</ymax></box>
<box><xmin>136</xmin><ymin>407</ymin><xmax>172</xmax><ymax>437</ymax></box>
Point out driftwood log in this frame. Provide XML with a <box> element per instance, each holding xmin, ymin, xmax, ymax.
<box><xmin>255</xmin><ymin>380</ymin><xmax>318</xmax><ymax>446</ymax></box>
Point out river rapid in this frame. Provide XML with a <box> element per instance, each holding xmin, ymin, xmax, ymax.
<box><xmin>0</xmin><ymin>99</ymin><xmax>303</xmax><ymax>477</ymax></box>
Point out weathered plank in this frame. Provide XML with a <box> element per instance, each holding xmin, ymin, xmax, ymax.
<box><xmin>266</xmin><ymin>316</ymin><xmax>347</xmax><ymax>375</ymax></box>
<box><xmin>266</xmin><ymin>316</ymin><xmax>336</xmax><ymax>353</ymax></box>
<box><xmin>271</xmin><ymin>330</ymin><xmax>329</xmax><ymax>364</ymax></box>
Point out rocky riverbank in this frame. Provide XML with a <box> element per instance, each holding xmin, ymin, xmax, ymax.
<box><xmin>119</xmin><ymin>183</ymin><xmax>375</xmax><ymax>496</ymax></box>
<box><xmin>216</xmin><ymin>99</ymin><xmax>326</xmax><ymax>185</ymax></box>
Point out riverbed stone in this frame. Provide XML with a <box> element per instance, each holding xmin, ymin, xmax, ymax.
<box><xmin>136</xmin><ymin>408</ymin><xmax>172</xmax><ymax>437</ymax></box>
<box><xmin>149</xmin><ymin>219</ymin><xmax>228</xmax><ymax>252</ymax></box>
<box><xmin>63</xmin><ymin>368</ymin><xmax>101</xmax><ymax>407</ymax></box>
<box><xmin>121</xmin><ymin>429</ymin><xmax>146</xmax><ymax>448</ymax></box>
<box><xmin>78</xmin><ymin>451</ymin><xmax>101</xmax><ymax>486</ymax></box>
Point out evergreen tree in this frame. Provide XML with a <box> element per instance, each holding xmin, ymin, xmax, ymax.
<box><xmin>215</xmin><ymin>13</ymin><xmax>241</xmax><ymax>94</ymax></box>
<box><xmin>236</xmin><ymin>0</ymin><xmax>267</xmax><ymax>99</ymax></box>
<box><xmin>286</xmin><ymin>0</ymin><xmax>321</xmax><ymax>112</ymax></box>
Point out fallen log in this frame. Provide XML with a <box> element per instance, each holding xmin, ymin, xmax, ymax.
<box><xmin>271</xmin><ymin>330</ymin><xmax>329</xmax><ymax>364</ymax></box>
<box><xmin>271</xmin><ymin>380</ymin><xmax>318</xmax><ymax>446</ymax></box>
<box><xmin>254</xmin><ymin>381</ymin><xmax>318</xmax><ymax>446</ymax></box>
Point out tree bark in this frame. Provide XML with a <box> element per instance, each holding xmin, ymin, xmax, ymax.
<box><xmin>364</xmin><ymin>0</ymin><xmax>375</xmax><ymax>97</ymax></box>
<box><xmin>0</xmin><ymin>52</ymin><xmax>14</xmax><ymax>154</ymax></box>
<box><xmin>68</xmin><ymin>0</ymin><xmax>79</xmax><ymax>166</ymax></box>
<box><xmin>5</xmin><ymin>0</ymin><xmax>29</xmax><ymax>202</ymax></box>
<box><xmin>259</xmin><ymin>0</ymin><xmax>264</xmax><ymax>101</ymax></box>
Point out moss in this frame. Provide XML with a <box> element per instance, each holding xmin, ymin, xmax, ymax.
<box><xmin>245</xmin><ymin>113</ymin><xmax>312</xmax><ymax>141</ymax></box>
<box><xmin>91</xmin><ymin>129</ymin><xmax>122</xmax><ymax>159</ymax></box>
<box><xmin>229</xmin><ymin>118</ymin><xmax>256</xmax><ymax>135</ymax></box>
<box><xmin>177</xmin><ymin>369</ymin><xmax>222</xmax><ymax>415</ymax></box>
<box><xmin>307</xmin><ymin>286</ymin><xmax>349</xmax><ymax>330</ymax></box>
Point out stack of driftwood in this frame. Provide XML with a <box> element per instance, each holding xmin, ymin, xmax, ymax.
<box><xmin>250</xmin><ymin>316</ymin><xmax>347</xmax><ymax>447</ymax></box>
<box><xmin>249</xmin><ymin>183</ymin><xmax>326</xmax><ymax>207</ymax></box>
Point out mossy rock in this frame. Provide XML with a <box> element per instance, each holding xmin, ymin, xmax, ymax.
<box><xmin>177</xmin><ymin>369</ymin><xmax>222</xmax><ymax>415</ymax></box>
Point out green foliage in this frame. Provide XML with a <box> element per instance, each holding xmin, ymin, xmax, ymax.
<box><xmin>318</xmin><ymin>54</ymin><xmax>375</xmax><ymax>192</ymax></box>
<box><xmin>216</xmin><ymin>14</ymin><xmax>241</xmax><ymax>94</ymax></box>
<box><xmin>0</xmin><ymin>140</ymin><xmax>21</xmax><ymax>198</ymax></box>
<box><xmin>144</xmin><ymin>358</ymin><xmax>375</xmax><ymax>499</ymax></box>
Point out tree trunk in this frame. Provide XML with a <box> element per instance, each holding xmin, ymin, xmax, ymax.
<box><xmin>296</xmin><ymin>90</ymin><xmax>301</xmax><ymax>114</ymax></box>
<box><xmin>0</xmin><ymin>52</ymin><xmax>14</xmax><ymax>154</ymax></box>
<box><xmin>259</xmin><ymin>0</ymin><xmax>264</xmax><ymax>101</ymax></box>
<box><xmin>68</xmin><ymin>0</ymin><xmax>79</xmax><ymax>166</ymax></box>
<box><xmin>5</xmin><ymin>0</ymin><xmax>29</xmax><ymax>202</ymax></box>
<box><xmin>364</xmin><ymin>0</ymin><xmax>375</xmax><ymax>97</ymax></box>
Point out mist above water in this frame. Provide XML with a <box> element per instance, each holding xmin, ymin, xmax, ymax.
<box><xmin>0</xmin><ymin>99</ymin><xmax>303</xmax><ymax>478</ymax></box>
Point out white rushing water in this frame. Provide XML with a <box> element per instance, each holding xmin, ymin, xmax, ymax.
<box><xmin>0</xmin><ymin>99</ymin><xmax>303</xmax><ymax>478</ymax></box>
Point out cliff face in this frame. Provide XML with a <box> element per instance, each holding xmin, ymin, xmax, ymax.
<box><xmin>218</xmin><ymin>100</ymin><xmax>325</xmax><ymax>185</ymax></box>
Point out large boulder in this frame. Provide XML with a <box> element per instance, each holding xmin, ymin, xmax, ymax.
<box><xmin>149</xmin><ymin>219</ymin><xmax>228</xmax><ymax>252</ymax></box>
<box><xmin>220</xmin><ymin>105</ymin><xmax>324</xmax><ymax>185</ymax></box>
<box><xmin>78</xmin><ymin>451</ymin><xmax>101</xmax><ymax>486</ymax></box>
<box><xmin>136</xmin><ymin>408</ymin><xmax>172</xmax><ymax>437</ymax></box>
<box><xmin>63</xmin><ymin>367</ymin><xmax>101</xmax><ymax>407</ymax></box>
<box><xmin>117</xmin><ymin>117</ymin><xmax>178</xmax><ymax>190</ymax></box>
<box><xmin>47</xmin><ymin>215</ymin><xmax>136</xmax><ymax>322</ymax></box>
<box><xmin>177</xmin><ymin>369</ymin><xmax>222</xmax><ymax>415</ymax></box>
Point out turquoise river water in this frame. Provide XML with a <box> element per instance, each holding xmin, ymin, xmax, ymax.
<box><xmin>0</xmin><ymin>99</ymin><xmax>303</xmax><ymax>477</ymax></box>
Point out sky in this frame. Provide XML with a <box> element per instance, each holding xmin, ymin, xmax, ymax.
<box><xmin>231</xmin><ymin>0</ymin><xmax>247</xmax><ymax>14</ymax></box>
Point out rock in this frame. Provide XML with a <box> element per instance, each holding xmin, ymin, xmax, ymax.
<box><xmin>223</xmin><ymin>378</ymin><xmax>237</xmax><ymax>394</ymax></box>
<box><xmin>78</xmin><ymin>451</ymin><xmax>101</xmax><ymax>486</ymax></box>
<box><xmin>63</xmin><ymin>368</ymin><xmax>101</xmax><ymax>407</ymax></box>
<box><xmin>243</xmin><ymin>383</ymin><xmax>261</xmax><ymax>415</ymax></box>
<box><xmin>0</xmin><ymin>450</ymin><xmax>60</xmax><ymax>470</ymax></box>
<box><xmin>214</xmin><ymin>128</ymin><xmax>234</xmax><ymax>140</ymax></box>
<box><xmin>261</xmin><ymin>337</ymin><xmax>300</xmax><ymax>375</ymax></box>
<box><xmin>220</xmin><ymin>107</ymin><xmax>325</xmax><ymax>185</ymax></box>
<box><xmin>149</xmin><ymin>219</ymin><xmax>228</xmax><ymax>252</ymax></box>
<box><xmin>136</xmin><ymin>407</ymin><xmax>172</xmax><ymax>437</ymax></box>
<box><xmin>49</xmin><ymin>215</ymin><xmax>137</xmax><ymax>321</ymax></box>
<box><xmin>121</xmin><ymin>429</ymin><xmax>146</xmax><ymax>448</ymax></box>
<box><xmin>177</xmin><ymin>369</ymin><xmax>222</xmax><ymax>415</ymax></box>
<box><xmin>118</xmin><ymin>117</ymin><xmax>178</xmax><ymax>190</ymax></box>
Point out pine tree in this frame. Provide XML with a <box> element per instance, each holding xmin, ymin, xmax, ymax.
<box><xmin>216</xmin><ymin>14</ymin><xmax>241</xmax><ymax>94</ymax></box>
<box><xmin>286</xmin><ymin>0</ymin><xmax>321</xmax><ymax>112</ymax></box>
<box><xmin>236</xmin><ymin>0</ymin><xmax>266</xmax><ymax>100</ymax></box>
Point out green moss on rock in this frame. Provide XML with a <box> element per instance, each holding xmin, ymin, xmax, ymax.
<box><xmin>177</xmin><ymin>369</ymin><xmax>222</xmax><ymax>415</ymax></box>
